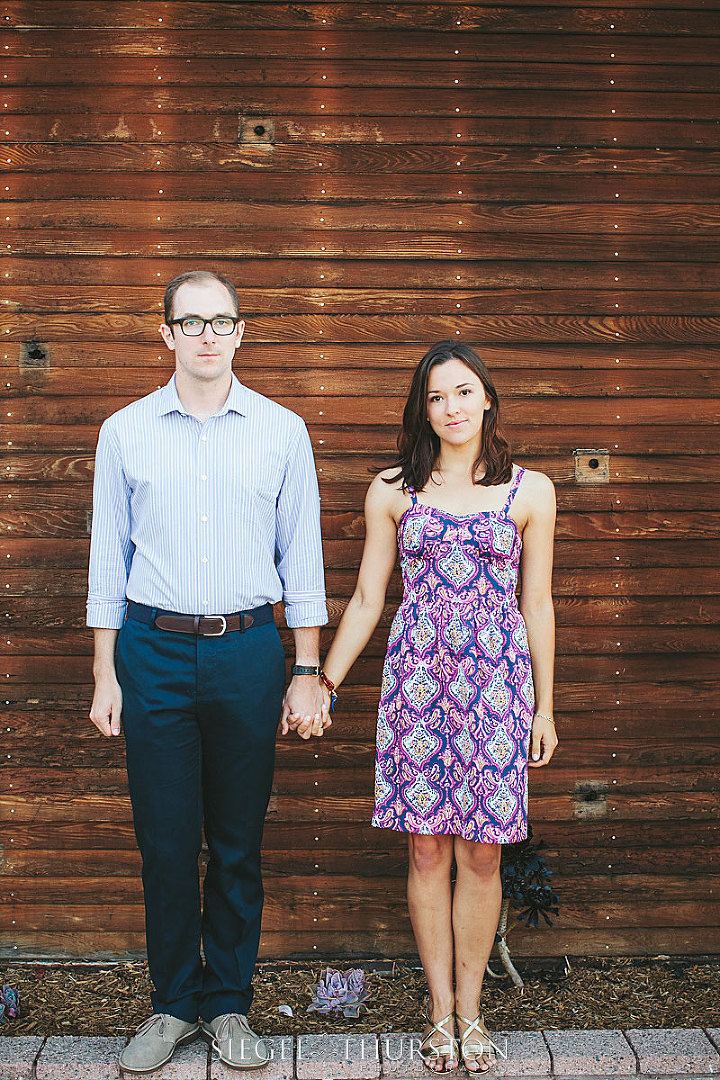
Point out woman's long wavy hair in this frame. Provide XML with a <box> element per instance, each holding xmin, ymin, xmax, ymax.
<box><xmin>384</xmin><ymin>341</ymin><xmax>512</xmax><ymax>491</ymax></box>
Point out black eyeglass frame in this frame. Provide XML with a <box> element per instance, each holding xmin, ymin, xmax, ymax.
<box><xmin>167</xmin><ymin>316</ymin><xmax>242</xmax><ymax>337</ymax></box>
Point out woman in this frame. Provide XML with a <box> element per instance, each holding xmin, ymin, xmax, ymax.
<box><xmin>319</xmin><ymin>341</ymin><xmax>557</xmax><ymax>1073</ymax></box>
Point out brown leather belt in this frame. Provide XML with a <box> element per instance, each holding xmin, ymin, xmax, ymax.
<box><xmin>126</xmin><ymin>600</ymin><xmax>273</xmax><ymax>636</ymax></box>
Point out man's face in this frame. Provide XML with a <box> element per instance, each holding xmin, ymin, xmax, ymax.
<box><xmin>159</xmin><ymin>280</ymin><xmax>245</xmax><ymax>386</ymax></box>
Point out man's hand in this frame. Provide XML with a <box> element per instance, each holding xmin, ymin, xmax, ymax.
<box><xmin>280</xmin><ymin>676</ymin><xmax>330</xmax><ymax>740</ymax></box>
<box><xmin>90</xmin><ymin>628</ymin><xmax>122</xmax><ymax>737</ymax></box>
<box><xmin>89</xmin><ymin>674</ymin><xmax>123</xmax><ymax>737</ymax></box>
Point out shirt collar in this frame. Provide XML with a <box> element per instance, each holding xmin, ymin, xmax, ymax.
<box><xmin>157</xmin><ymin>373</ymin><xmax>248</xmax><ymax>418</ymax></box>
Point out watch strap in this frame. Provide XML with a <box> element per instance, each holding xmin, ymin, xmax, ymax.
<box><xmin>291</xmin><ymin>663</ymin><xmax>321</xmax><ymax>677</ymax></box>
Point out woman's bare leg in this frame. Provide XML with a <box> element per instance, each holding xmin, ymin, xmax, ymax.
<box><xmin>407</xmin><ymin>833</ymin><xmax>457</xmax><ymax>1072</ymax></box>
<box><xmin>452</xmin><ymin>838</ymin><xmax>502</xmax><ymax>1072</ymax></box>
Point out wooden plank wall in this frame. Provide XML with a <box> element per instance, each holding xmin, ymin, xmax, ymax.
<box><xmin>1</xmin><ymin>1</ymin><xmax>719</xmax><ymax>959</ymax></box>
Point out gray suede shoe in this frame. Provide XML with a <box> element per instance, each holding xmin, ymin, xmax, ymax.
<box><xmin>202</xmin><ymin>1013</ymin><xmax>270</xmax><ymax>1069</ymax></box>
<box><xmin>120</xmin><ymin>1013</ymin><xmax>199</xmax><ymax>1074</ymax></box>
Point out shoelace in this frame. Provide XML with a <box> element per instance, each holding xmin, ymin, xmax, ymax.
<box><xmin>210</xmin><ymin>1013</ymin><xmax>252</xmax><ymax>1056</ymax></box>
<box><xmin>134</xmin><ymin>1014</ymin><xmax>167</xmax><ymax>1038</ymax></box>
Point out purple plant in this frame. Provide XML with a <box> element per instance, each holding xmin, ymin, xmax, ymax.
<box><xmin>0</xmin><ymin>985</ymin><xmax>19</xmax><ymax>1022</ymax></box>
<box><xmin>307</xmin><ymin>967</ymin><xmax>369</xmax><ymax>1018</ymax></box>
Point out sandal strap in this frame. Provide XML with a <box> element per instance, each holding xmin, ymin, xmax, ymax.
<box><xmin>420</xmin><ymin>1011</ymin><xmax>458</xmax><ymax>1059</ymax></box>
<box><xmin>456</xmin><ymin>1014</ymin><xmax>495</xmax><ymax>1057</ymax></box>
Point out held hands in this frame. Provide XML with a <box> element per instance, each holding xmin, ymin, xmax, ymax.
<box><xmin>528</xmin><ymin>713</ymin><xmax>558</xmax><ymax>767</ymax></box>
<box><xmin>280</xmin><ymin>675</ymin><xmax>332</xmax><ymax>740</ymax></box>
<box><xmin>89</xmin><ymin>674</ymin><xmax>123</xmax><ymax>738</ymax></box>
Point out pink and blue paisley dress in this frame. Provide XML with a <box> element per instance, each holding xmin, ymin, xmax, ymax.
<box><xmin>371</xmin><ymin>466</ymin><xmax>534</xmax><ymax>844</ymax></box>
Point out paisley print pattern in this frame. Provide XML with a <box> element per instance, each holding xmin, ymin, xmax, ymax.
<box><xmin>372</xmin><ymin>466</ymin><xmax>534</xmax><ymax>844</ymax></box>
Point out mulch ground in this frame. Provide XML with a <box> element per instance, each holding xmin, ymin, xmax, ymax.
<box><xmin>0</xmin><ymin>956</ymin><xmax>718</xmax><ymax>1037</ymax></box>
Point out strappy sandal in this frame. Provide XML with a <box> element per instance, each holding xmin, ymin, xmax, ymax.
<box><xmin>419</xmin><ymin>1003</ymin><xmax>459</xmax><ymax>1073</ymax></box>
<box><xmin>456</xmin><ymin>1013</ymin><xmax>496</xmax><ymax>1073</ymax></box>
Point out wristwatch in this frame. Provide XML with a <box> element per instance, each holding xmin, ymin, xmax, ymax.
<box><xmin>291</xmin><ymin>664</ymin><xmax>321</xmax><ymax>677</ymax></box>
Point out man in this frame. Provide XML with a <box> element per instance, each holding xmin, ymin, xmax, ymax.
<box><xmin>88</xmin><ymin>270</ymin><xmax>328</xmax><ymax>1072</ymax></box>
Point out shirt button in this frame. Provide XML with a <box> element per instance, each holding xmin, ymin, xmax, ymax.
<box><xmin>202</xmin><ymin>599</ymin><xmax>209</xmax><ymax>606</ymax></box>
<box><xmin>201</xmin><ymin>474</ymin><xmax>207</xmax><ymax>481</ymax></box>
<box><xmin>201</xmin><ymin>515</ymin><xmax>208</xmax><ymax>523</ymax></box>
<box><xmin>201</xmin><ymin>435</ymin><xmax>208</xmax><ymax>442</ymax></box>
<box><xmin>202</xmin><ymin>557</ymin><xmax>208</xmax><ymax>564</ymax></box>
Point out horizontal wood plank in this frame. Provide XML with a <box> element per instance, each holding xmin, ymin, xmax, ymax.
<box><xmin>6</xmin><ymin>450</ymin><xmax>720</xmax><ymax>486</ymax></box>
<box><xmin>5</xmin><ymin>312</ymin><xmax>720</xmax><ymax>344</ymax></box>
<box><xmin>5</xmin><ymin>422</ymin><xmax>720</xmax><ymax>455</ymax></box>
<box><xmin>4</xmin><ymin>563</ymin><xmax>720</xmax><ymax>602</ymax></box>
<box><xmin>5</xmin><ymin>228</ymin><xmax>720</xmax><ymax>263</ymax></box>
<box><xmin>5</xmin><ymin>4</ymin><xmax>720</xmax><ymax>34</ymax></box>
<box><xmin>2</xmin><ymin>510</ymin><xmax>720</xmax><ymax>543</ymax></box>
<box><xmin>5</xmin><ymin>147</ymin><xmax>720</xmax><ymax>175</ymax></box>
<box><xmin>4</xmin><ymin>842</ymin><xmax>719</xmax><ymax>881</ymax></box>
<box><xmin>5</xmin><ymin>368</ymin><xmax>720</xmax><ymax>404</ymax></box>
<box><xmin>5</xmin><ymin>30</ymin><xmax>720</xmax><ymax>63</ymax></box>
<box><xmin>4</xmin><ymin>926</ymin><xmax>720</xmax><ymax>960</ymax></box>
<box><xmin>6</xmin><ymin>86</ymin><xmax>720</xmax><ymax>118</ymax></box>
<box><xmin>5</xmin><ymin>171</ymin><xmax>720</xmax><ymax>205</ymax></box>
<box><xmin>4</xmin><ymin>870</ymin><xmax>719</xmax><ymax>906</ymax></box>
<box><xmin>7</xmin><ymin>201</ymin><xmax>720</xmax><ymax>234</ymax></box>
<box><xmin>4</xmin><ymin>338</ymin><xmax>720</xmax><ymax>369</ymax></box>
<box><xmin>2</xmin><ymin>790</ymin><xmax>719</xmax><ymax>830</ymax></box>
<box><xmin>5</xmin><ymin>818</ymin><xmax>719</xmax><ymax>854</ymax></box>
<box><xmin>6</xmin><ymin>622</ymin><xmax>720</xmax><ymax>658</ymax></box>
<box><xmin>4</xmin><ymin>58</ymin><xmax>720</xmax><ymax>93</ymax></box>
<box><xmin>5</xmin><ymin>394</ymin><xmax>720</xmax><ymax>426</ymax></box>
<box><xmin>5</xmin><ymin>284</ymin><xmax>720</xmax><ymax>318</ymax></box>
<box><xmin>4</xmin><ymin>680</ymin><xmax>720</xmax><ymax>715</ymax></box>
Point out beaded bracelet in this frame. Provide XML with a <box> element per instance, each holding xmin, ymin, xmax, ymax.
<box><xmin>319</xmin><ymin>669</ymin><xmax>338</xmax><ymax>713</ymax></box>
<box><xmin>535</xmin><ymin>711</ymin><xmax>555</xmax><ymax>724</ymax></box>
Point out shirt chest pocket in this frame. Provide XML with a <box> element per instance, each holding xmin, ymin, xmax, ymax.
<box><xmin>229</xmin><ymin>456</ymin><xmax>282</xmax><ymax>510</ymax></box>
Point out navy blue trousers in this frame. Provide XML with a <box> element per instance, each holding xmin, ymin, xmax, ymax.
<box><xmin>115</xmin><ymin>614</ymin><xmax>285</xmax><ymax>1023</ymax></box>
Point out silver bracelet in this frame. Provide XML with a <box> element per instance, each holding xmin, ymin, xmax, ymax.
<box><xmin>535</xmin><ymin>711</ymin><xmax>555</xmax><ymax>724</ymax></box>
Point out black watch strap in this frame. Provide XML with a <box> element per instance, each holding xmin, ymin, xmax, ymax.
<box><xmin>291</xmin><ymin>664</ymin><xmax>321</xmax><ymax>677</ymax></box>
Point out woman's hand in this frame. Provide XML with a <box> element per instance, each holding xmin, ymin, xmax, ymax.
<box><xmin>320</xmin><ymin>683</ymin><xmax>334</xmax><ymax>731</ymax></box>
<box><xmin>280</xmin><ymin>676</ymin><xmax>327</xmax><ymax>739</ymax></box>
<box><xmin>528</xmin><ymin>714</ymin><xmax>558</xmax><ymax>767</ymax></box>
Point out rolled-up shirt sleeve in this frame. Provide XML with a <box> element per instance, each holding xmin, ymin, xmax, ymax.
<box><xmin>87</xmin><ymin>419</ymin><xmax>134</xmax><ymax>629</ymax></box>
<box><xmin>275</xmin><ymin>422</ymin><xmax>328</xmax><ymax>629</ymax></box>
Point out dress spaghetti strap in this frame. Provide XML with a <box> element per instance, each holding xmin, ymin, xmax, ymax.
<box><xmin>503</xmin><ymin>466</ymin><xmax>525</xmax><ymax>511</ymax></box>
<box><xmin>407</xmin><ymin>486</ymin><xmax>418</xmax><ymax>506</ymax></box>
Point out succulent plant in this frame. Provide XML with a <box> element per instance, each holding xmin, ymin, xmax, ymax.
<box><xmin>500</xmin><ymin>825</ymin><xmax>560</xmax><ymax>928</ymax></box>
<box><xmin>307</xmin><ymin>967</ymin><xmax>369</xmax><ymax>1018</ymax></box>
<box><xmin>0</xmin><ymin>985</ymin><xmax>19</xmax><ymax>1022</ymax></box>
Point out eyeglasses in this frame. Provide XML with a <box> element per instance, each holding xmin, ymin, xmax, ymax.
<box><xmin>168</xmin><ymin>316</ymin><xmax>240</xmax><ymax>337</ymax></box>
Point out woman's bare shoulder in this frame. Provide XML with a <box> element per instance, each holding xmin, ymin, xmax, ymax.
<box><xmin>367</xmin><ymin>468</ymin><xmax>410</xmax><ymax>521</ymax></box>
<box><xmin>516</xmin><ymin>466</ymin><xmax>556</xmax><ymax>524</ymax></box>
<box><xmin>519</xmin><ymin>466</ymin><xmax>555</xmax><ymax>499</ymax></box>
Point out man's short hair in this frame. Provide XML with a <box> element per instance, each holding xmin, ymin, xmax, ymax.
<box><xmin>164</xmin><ymin>270</ymin><xmax>242</xmax><ymax>325</ymax></box>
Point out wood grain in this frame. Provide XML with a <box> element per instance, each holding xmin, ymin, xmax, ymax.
<box><xmin>5</xmin><ymin>57</ymin><xmax>720</xmax><ymax>92</ymax></box>
<box><xmin>5</xmin><ymin>30</ymin><xmax>720</xmax><ymax>63</ymax></box>
<box><xmin>6</xmin><ymin>171</ymin><xmax>720</xmax><ymax>204</ymax></box>
<box><xmin>6</xmin><ymin>147</ymin><xmax>720</xmax><ymax>174</ymax></box>
<box><xmin>5</xmin><ymin>3</ymin><xmax>720</xmax><ymax>34</ymax></box>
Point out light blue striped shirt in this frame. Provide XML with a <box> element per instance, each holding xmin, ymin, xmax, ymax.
<box><xmin>87</xmin><ymin>374</ymin><xmax>328</xmax><ymax>630</ymax></box>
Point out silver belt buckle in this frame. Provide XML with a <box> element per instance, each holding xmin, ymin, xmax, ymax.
<box><xmin>204</xmin><ymin>615</ymin><xmax>227</xmax><ymax>637</ymax></box>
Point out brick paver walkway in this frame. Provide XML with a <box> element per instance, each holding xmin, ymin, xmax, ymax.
<box><xmin>1</xmin><ymin>1027</ymin><xmax>719</xmax><ymax>1079</ymax></box>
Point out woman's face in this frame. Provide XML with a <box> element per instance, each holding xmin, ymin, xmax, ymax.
<box><xmin>425</xmin><ymin>357</ymin><xmax>491</xmax><ymax>447</ymax></box>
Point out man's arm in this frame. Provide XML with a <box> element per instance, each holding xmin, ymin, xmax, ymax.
<box><xmin>87</xmin><ymin>419</ymin><xmax>133</xmax><ymax>737</ymax></box>
<box><xmin>89</xmin><ymin>628</ymin><xmax>123</xmax><ymax>737</ymax></box>
<box><xmin>274</xmin><ymin>422</ymin><xmax>328</xmax><ymax>632</ymax></box>
<box><xmin>87</xmin><ymin>420</ymin><xmax>134</xmax><ymax>629</ymax></box>
<box><xmin>274</xmin><ymin>421</ymin><xmax>328</xmax><ymax>740</ymax></box>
